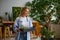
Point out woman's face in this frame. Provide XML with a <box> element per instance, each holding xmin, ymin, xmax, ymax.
<box><xmin>21</xmin><ymin>8</ymin><xmax>29</xmax><ymax>17</ymax></box>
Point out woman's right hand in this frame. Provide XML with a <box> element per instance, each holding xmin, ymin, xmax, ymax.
<box><xmin>17</xmin><ymin>28</ymin><xmax>21</xmax><ymax>32</ymax></box>
<box><xmin>17</xmin><ymin>28</ymin><xmax>22</xmax><ymax>32</ymax></box>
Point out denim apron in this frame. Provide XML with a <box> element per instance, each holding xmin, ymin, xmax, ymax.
<box><xmin>13</xmin><ymin>17</ymin><xmax>33</xmax><ymax>40</ymax></box>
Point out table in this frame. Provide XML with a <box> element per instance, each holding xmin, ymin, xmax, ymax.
<box><xmin>2</xmin><ymin>21</ymin><xmax>41</xmax><ymax>36</ymax></box>
<box><xmin>2</xmin><ymin>21</ymin><xmax>14</xmax><ymax>40</ymax></box>
<box><xmin>3</xmin><ymin>21</ymin><xmax>14</xmax><ymax>25</ymax></box>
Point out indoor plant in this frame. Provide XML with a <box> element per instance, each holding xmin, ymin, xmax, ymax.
<box><xmin>40</xmin><ymin>27</ymin><xmax>55</xmax><ymax>40</ymax></box>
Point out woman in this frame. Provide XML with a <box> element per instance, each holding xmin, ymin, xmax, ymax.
<box><xmin>13</xmin><ymin>7</ymin><xmax>33</xmax><ymax>40</ymax></box>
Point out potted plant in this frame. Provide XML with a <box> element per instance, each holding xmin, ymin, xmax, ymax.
<box><xmin>0</xmin><ymin>16</ymin><xmax>3</xmax><ymax>27</ymax></box>
<box><xmin>0</xmin><ymin>16</ymin><xmax>3</xmax><ymax>22</ymax></box>
<box><xmin>19</xmin><ymin>25</ymin><xmax>35</xmax><ymax>32</ymax></box>
<box><xmin>40</xmin><ymin>27</ymin><xmax>55</xmax><ymax>40</ymax></box>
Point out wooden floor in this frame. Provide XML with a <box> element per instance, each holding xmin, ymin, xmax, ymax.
<box><xmin>0</xmin><ymin>33</ymin><xmax>41</xmax><ymax>40</ymax></box>
<box><xmin>1</xmin><ymin>37</ymin><xmax>41</xmax><ymax>40</ymax></box>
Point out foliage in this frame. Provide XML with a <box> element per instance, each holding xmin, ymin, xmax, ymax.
<box><xmin>40</xmin><ymin>27</ymin><xmax>55</xmax><ymax>39</ymax></box>
<box><xmin>0</xmin><ymin>16</ymin><xmax>2</xmax><ymax>19</ymax></box>
<box><xmin>12</xmin><ymin>7</ymin><xmax>22</xmax><ymax>21</ymax></box>
<box><xmin>25</xmin><ymin>0</ymin><xmax>60</xmax><ymax>24</ymax></box>
<box><xmin>25</xmin><ymin>0</ymin><xmax>59</xmax><ymax>39</ymax></box>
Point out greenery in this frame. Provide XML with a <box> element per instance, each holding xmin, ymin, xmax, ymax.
<box><xmin>25</xmin><ymin>0</ymin><xmax>59</xmax><ymax>39</ymax></box>
<box><xmin>0</xmin><ymin>16</ymin><xmax>2</xmax><ymax>19</ymax></box>
<box><xmin>20</xmin><ymin>25</ymin><xmax>29</xmax><ymax>30</ymax></box>
<box><xmin>0</xmin><ymin>16</ymin><xmax>3</xmax><ymax>23</ymax></box>
<box><xmin>40</xmin><ymin>27</ymin><xmax>55</xmax><ymax>39</ymax></box>
<box><xmin>25</xmin><ymin>0</ymin><xmax>60</xmax><ymax>24</ymax></box>
<box><xmin>12</xmin><ymin>7</ymin><xmax>22</xmax><ymax>21</ymax></box>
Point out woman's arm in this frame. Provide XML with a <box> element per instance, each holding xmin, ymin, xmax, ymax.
<box><xmin>13</xmin><ymin>17</ymin><xmax>21</xmax><ymax>32</ymax></box>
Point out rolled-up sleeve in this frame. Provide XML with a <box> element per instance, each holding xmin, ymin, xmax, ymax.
<box><xmin>29</xmin><ymin>17</ymin><xmax>33</xmax><ymax>27</ymax></box>
<box><xmin>13</xmin><ymin>17</ymin><xmax>19</xmax><ymax>32</ymax></box>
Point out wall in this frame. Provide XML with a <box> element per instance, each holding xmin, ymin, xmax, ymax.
<box><xmin>0</xmin><ymin>0</ymin><xmax>32</xmax><ymax>17</ymax></box>
<box><xmin>51</xmin><ymin>24</ymin><xmax>60</xmax><ymax>38</ymax></box>
<box><xmin>0</xmin><ymin>0</ymin><xmax>2</xmax><ymax>16</ymax></box>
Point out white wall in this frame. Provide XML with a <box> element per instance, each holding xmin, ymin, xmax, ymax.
<box><xmin>51</xmin><ymin>24</ymin><xmax>60</xmax><ymax>38</ymax></box>
<box><xmin>0</xmin><ymin>0</ymin><xmax>32</xmax><ymax>17</ymax></box>
<box><xmin>0</xmin><ymin>0</ymin><xmax>2</xmax><ymax>16</ymax></box>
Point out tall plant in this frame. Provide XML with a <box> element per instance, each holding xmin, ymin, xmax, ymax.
<box><xmin>25</xmin><ymin>0</ymin><xmax>60</xmax><ymax>24</ymax></box>
<box><xmin>25</xmin><ymin>0</ymin><xmax>60</xmax><ymax>39</ymax></box>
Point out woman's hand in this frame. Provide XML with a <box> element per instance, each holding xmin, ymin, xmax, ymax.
<box><xmin>17</xmin><ymin>28</ymin><xmax>23</xmax><ymax>32</ymax></box>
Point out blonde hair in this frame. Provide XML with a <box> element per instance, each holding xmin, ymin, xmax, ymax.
<box><xmin>19</xmin><ymin>7</ymin><xmax>29</xmax><ymax>17</ymax></box>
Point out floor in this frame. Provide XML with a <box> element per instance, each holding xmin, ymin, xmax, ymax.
<box><xmin>1</xmin><ymin>37</ymin><xmax>41</xmax><ymax>40</ymax></box>
<box><xmin>0</xmin><ymin>33</ymin><xmax>41</xmax><ymax>40</ymax></box>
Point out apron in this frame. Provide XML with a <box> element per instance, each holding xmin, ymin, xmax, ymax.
<box><xmin>14</xmin><ymin>17</ymin><xmax>33</xmax><ymax>40</ymax></box>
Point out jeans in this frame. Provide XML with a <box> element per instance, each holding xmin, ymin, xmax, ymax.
<box><xmin>15</xmin><ymin>32</ymin><xmax>27</xmax><ymax>40</ymax></box>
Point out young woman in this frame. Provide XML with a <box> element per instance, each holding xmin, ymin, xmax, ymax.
<box><xmin>13</xmin><ymin>7</ymin><xmax>33</xmax><ymax>40</ymax></box>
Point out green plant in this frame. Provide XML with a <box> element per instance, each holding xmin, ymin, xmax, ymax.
<box><xmin>25</xmin><ymin>0</ymin><xmax>60</xmax><ymax>24</ymax></box>
<box><xmin>12</xmin><ymin>7</ymin><xmax>22</xmax><ymax>21</ymax></box>
<box><xmin>20</xmin><ymin>25</ymin><xmax>29</xmax><ymax>30</ymax></box>
<box><xmin>0</xmin><ymin>16</ymin><xmax>3</xmax><ymax>22</ymax></box>
<box><xmin>0</xmin><ymin>16</ymin><xmax>2</xmax><ymax>19</ymax></box>
<box><xmin>40</xmin><ymin>27</ymin><xmax>55</xmax><ymax>40</ymax></box>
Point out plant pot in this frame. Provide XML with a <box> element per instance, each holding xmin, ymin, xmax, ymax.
<box><xmin>49</xmin><ymin>38</ymin><xmax>54</xmax><ymax>40</ymax></box>
<box><xmin>41</xmin><ymin>37</ymin><xmax>48</xmax><ymax>40</ymax></box>
<box><xmin>49</xmin><ymin>35</ymin><xmax>55</xmax><ymax>40</ymax></box>
<box><xmin>41</xmin><ymin>37</ymin><xmax>54</xmax><ymax>40</ymax></box>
